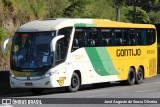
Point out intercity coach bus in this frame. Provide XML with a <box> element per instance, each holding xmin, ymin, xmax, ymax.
<box><xmin>2</xmin><ymin>18</ymin><xmax>157</xmax><ymax>94</ymax></box>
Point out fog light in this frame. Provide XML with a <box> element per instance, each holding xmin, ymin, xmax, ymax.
<box><xmin>11</xmin><ymin>82</ymin><xmax>14</xmax><ymax>85</ymax></box>
<box><xmin>45</xmin><ymin>81</ymin><xmax>50</xmax><ymax>85</ymax></box>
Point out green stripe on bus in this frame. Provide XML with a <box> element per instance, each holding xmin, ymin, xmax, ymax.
<box><xmin>74</xmin><ymin>23</ymin><xmax>96</xmax><ymax>27</ymax></box>
<box><xmin>95</xmin><ymin>47</ymin><xmax>119</xmax><ymax>75</ymax></box>
<box><xmin>85</xmin><ymin>47</ymin><xmax>119</xmax><ymax>76</ymax></box>
<box><xmin>85</xmin><ymin>47</ymin><xmax>109</xmax><ymax>76</ymax></box>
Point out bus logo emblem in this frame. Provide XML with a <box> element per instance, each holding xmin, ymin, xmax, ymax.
<box><xmin>27</xmin><ymin>76</ymin><xmax>30</xmax><ymax>80</ymax></box>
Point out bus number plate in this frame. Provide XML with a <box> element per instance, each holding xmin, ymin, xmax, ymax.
<box><xmin>25</xmin><ymin>82</ymin><xmax>33</xmax><ymax>86</ymax></box>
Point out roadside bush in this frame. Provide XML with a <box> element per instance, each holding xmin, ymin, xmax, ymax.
<box><xmin>0</xmin><ymin>27</ymin><xmax>5</xmax><ymax>45</ymax></box>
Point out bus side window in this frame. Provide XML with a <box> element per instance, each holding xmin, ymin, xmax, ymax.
<box><xmin>72</xmin><ymin>28</ymin><xmax>86</xmax><ymax>51</ymax></box>
<box><xmin>122</xmin><ymin>29</ymin><xmax>129</xmax><ymax>46</ymax></box>
<box><xmin>55</xmin><ymin>39</ymin><xmax>64</xmax><ymax>65</ymax></box>
<box><xmin>101</xmin><ymin>29</ymin><xmax>112</xmax><ymax>46</ymax></box>
<box><xmin>141</xmin><ymin>29</ymin><xmax>147</xmax><ymax>45</ymax></box>
<box><xmin>87</xmin><ymin>28</ymin><xmax>99</xmax><ymax>46</ymax></box>
<box><xmin>58</xmin><ymin>27</ymin><xmax>72</xmax><ymax>45</ymax></box>
<box><xmin>129</xmin><ymin>29</ymin><xmax>136</xmax><ymax>46</ymax></box>
<box><xmin>55</xmin><ymin>27</ymin><xmax>72</xmax><ymax>65</ymax></box>
<box><xmin>146</xmin><ymin>29</ymin><xmax>155</xmax><ymax>45</ymax></box>
<box><xmin>115</xmin><ymin>29</ymin><xmax>123</xmax><ymax>46</ymax></box>
<box><xmin>136</xmin><ymin>30</ymin><xmax>142</xmax><ymax>45</ymax></box>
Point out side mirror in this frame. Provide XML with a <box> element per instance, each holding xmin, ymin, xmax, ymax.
<box><xmin>50</xmin><ymin>35</ymin><xmax>64</xmax><ymax>52</ymax></box>
<box><xmin>1</xmin><ymin>38</ymin><xmax>12</xmax><ymax>53</ymax></box>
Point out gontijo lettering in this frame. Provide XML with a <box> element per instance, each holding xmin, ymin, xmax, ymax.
<box><xmin>116</xmin><ymin>49</ymin><xmax>141</xmax><ymax>57</ymax></box>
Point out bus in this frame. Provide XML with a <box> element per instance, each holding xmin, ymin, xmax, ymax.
<box><xmin>2</xmin><ymin>18</ymin><xmax>157</xmax><ymax>94</ymax></box>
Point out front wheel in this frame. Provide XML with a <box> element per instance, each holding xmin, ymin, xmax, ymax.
<box><xmin>67</xmin><ymin>73</ymin><xmax>80</xmax><ymax>92</ymax></box>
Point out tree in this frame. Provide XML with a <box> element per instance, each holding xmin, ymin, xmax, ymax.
<box><xmin>113</xmin><ymin>0</ymin><xmax>126</xmax><ymax>21</ymax></box>
<box><xmin>63</xmin><ymin>0</ymin><xmax>91</xmax><ymax>17</ymax></box>
<box><xmin>125</xmin><ymin>6</ymin><xmax>150</xmax><ymax>23</ymax></box>
<box><xmin>46</xmin><ymin>0</ymin><xmax>69</xmax><ymax>18</ymax></box>
<box><xmin>148</xmin><ymin>10</ymin><xmax>160</xmax><ymax>23</ymax></box>
<box><xmin>29</xmin><ymin>0</ymin><xmax>46</xmax><ymax>19</ymax></box>
<box><xmin>82</xmin><ymin>0</ymin><xmax>116</xmax><ymax>19</ymax></box>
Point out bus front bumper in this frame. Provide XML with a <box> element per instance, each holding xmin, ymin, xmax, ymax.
<box><xmin>10</xmin><ymin>75</ymin><xmax>66</xmax><ymax>88</ymax></box>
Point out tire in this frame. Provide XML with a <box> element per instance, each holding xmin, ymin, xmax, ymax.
<box><xmin>67</xmin><ymin>73</ymin><xmax>80</xmax><ymax>92</ymax></box>
<box><xmin>135</xmin><ymin>67</ymin><xmax>144</xmax><ymax>84</ymax></box>
<box><xmin>31</xmin><ymin>88</ymin><xmax>43</xmax><ymax>95</ymax></box>
<box><xmin>127</xmin><ymin>67</ymin><xmax>136</xmax><ymax>85</ymax></box>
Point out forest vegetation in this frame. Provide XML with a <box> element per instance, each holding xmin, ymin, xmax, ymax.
<box><xmin>0</xmin><ymin>0</ymin><xmax>160</xmax><ymax>70</ymax></box>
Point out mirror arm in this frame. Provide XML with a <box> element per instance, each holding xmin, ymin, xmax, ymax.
<box><xmin>50</xmin><ymin>35</ymin><xmax>64</xmax><ymax>52</ymax></box>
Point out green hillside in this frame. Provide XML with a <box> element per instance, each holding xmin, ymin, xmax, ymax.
<box><xmin>0</xmin><ymin>0</ymin><xmax>160</xmax><ymax>70</ymax></box>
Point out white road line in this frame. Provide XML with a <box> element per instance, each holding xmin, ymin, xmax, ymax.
<box><xmin>136</xmin><ymin>89</ymin><xmax>159</xmax><ymax>93</ymax></box>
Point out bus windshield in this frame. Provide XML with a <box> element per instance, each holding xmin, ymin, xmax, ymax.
<box><xmin>10</xmin><ymin>31</ymin><xmax>56</xmax><ymax>71</ymax></box>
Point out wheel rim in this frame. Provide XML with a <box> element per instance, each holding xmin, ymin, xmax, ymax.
<box><xmin>137</xmin><ymin>71</ymin><xmax>143</xmax><ymax>80</ymax></box>
<box><xmin>129</xmin><ymin>71</ymin><xmax>135</xmax><ymax>82</ymax></box>
<box><xmin>71</xmin><ymin>76</ymin><xmax>78</xmax><ymax>88</ymax></box>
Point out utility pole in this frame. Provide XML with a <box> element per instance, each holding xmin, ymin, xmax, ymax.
<box><xmin>133</xmin><ymin>0</ymin><xmax>136</xmax><ymax>23</ymax></box>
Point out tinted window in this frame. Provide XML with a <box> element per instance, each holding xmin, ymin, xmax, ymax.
<box><xmin>71</xmin><ymin>27</ymin><xmax>156</xmax><ymax>50</ymax></box>
<box><xmin>55</xmin><ymin>27</ymin><xmax>72</xmax><ymax>64</ymax></box>
<box><xmin>115</xmin><ymin>29</ymin><xmax>123</xmax><ymax>46</ymax></box>
<box><xmin>122</xmin><ymin>29</ymin><xmax>129</xmax><ymax>46</ymax></box>
<box><xmin>101</xmin><ymin>29</ymin><xmax>113</xmax><ymax>46</ymax></box>
<box><xmin>87</xmin><ymin>28</ymin><xmax>99</xmax><ymax>46</ymax></box>
<box><xmin>72</xmin><ymin>28</ymin><xmax>86</xmax><ymax>51</ymax></box>
<box><xmin>129</xmin><ymin>29</ymin><xmax>136</xmax><ymax>46</ymax></box>
<box><xmin>136</xmin><ymin>30</ymin><xmax>143</xmax><ymax>45</ymax></box>
<box><xmin>146</xmin><ymin>30</ymin><xmax>155</xmax><ymax>45</ymax></box>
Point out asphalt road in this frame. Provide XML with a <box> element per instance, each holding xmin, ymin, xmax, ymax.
<box><xmin>1</xmin><ymin>74</ymin><xmax>160</xmax><ymax>107</ymax></box>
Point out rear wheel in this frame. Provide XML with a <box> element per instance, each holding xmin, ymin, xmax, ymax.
<box><xmin>135</xmin><ymin>67</ymin><xmax>144</xmax><ymax>84</ymax></box>
<box><xmin>127</xmin><ymin>67</ymin><xmax>136</xmax><ymax>85</ymax></box>
<box><xmin>67</xmin><ymin>73</ymin><xmax>80</xmax><ymax>92</ymax></box>
<box><xmin>121</xmin><ymin>67</ymin><xmax>136</xmax><ymax>85</ymax></box>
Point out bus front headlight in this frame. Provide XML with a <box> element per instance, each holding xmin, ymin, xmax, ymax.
<box><xmin>11</xmin><ymin>74</ymin><xmax>15</xmax><ymax>78</ymax></box>
<box><xmin>42</xmin><ymin>72</ymin><xmax>55</xmax><ymax>77</ymax></box>
<box><xmin>45</xmin><ymin>73</ymin><xmax>52</xmax><ymax>77</ymax></box>
<box><xmin>42</xmin><ymin>69</ymin><xmax>58</xmax><ymax>78</ymax></box>
<box><xmin>9</xmin><ymin>72</ymin><xmax>15</xmax><ymax>78</ymax></box>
